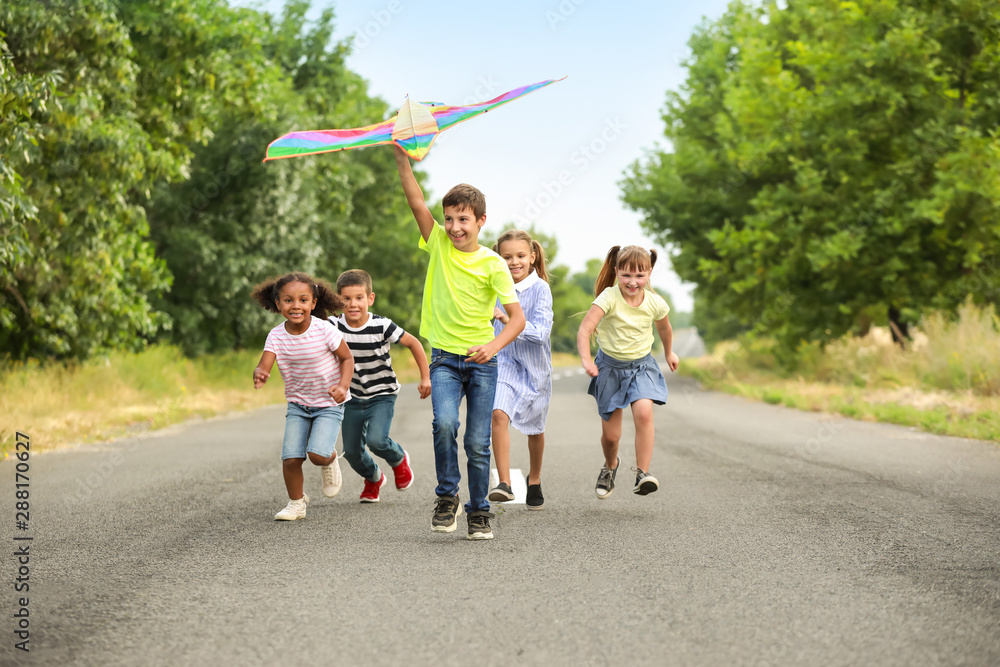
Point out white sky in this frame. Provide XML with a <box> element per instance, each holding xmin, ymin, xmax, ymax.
<box><xmin>245</xmin><ymin>0</ymin><xmax>735</xmax><ymax>311</ymax></box>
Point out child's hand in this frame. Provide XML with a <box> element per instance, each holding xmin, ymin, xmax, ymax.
<box><xmin>465</xmin><ymin>344</ymin><xmax>495</xmax><ymax>364</ymax></box>
<box><xmin>665</xmin><ymin>351</ymin><xmax>679</xmax><ymax>372</ymax></box>
<box><xmin>582</xmin><ymin>359</ymin><xmax>599</xmax><ymax>377</ymax></box>
<box><xmin>493</xmin><ymin>306</ymin><xmax>509</xmax><ymax>324</ymax></box>
<box><xmin>417</xmin><ymin>378</ymin><xmax>431</xmax><ymax>399</ymax></box>
<box><xmin>253</xmin><ymin>367</ymin><xmax>269</xmax><ymax>388</ymax></box>
<box><xmin>330</xmin><ymin>385</ymin><xmax>349</xmax><ymax>404</ymax></box>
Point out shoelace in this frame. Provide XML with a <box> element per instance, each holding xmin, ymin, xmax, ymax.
<box><xmin>597</xmin><ymin>467</ymin><xmax>613</xmax><ymax>488</ymax></box>
<box><xmin>322</xmin><ymin>466</ymin><xmax>335</xmax><ymax>485</ymax></box>
<box><xmin>434</xmin><ymin>497</ymin><xmax>455</xmax><ymax>517</ymax></box>
<box><xmin>470</xmin><ymin>513</ymin><xmax>494</xmax><ymax>528</ymax></box>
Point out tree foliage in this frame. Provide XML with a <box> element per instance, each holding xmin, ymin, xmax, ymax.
<box><xmin>622</xmin><ymin>0</ymin><xmax>1000</xmax><ymax>351</ymax></box>
<box><xmin>0</xmin><ymin>0</ymin><xmax>428</xmax><ymax>360</ymax></box>
<box><xmin>1</xmin><ymin>0</ymin><xmax>171</xmax><ymax>359</ymax></box>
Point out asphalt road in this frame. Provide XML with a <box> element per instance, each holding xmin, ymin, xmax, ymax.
<box><xmin>2</xmin><ymin>365</ymin><xmax>998</xmax><ymax>666</ymax></box>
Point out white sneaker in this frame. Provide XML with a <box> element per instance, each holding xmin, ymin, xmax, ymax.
<box><xmin>274</xmin><ymin>494</ymin><xmax>309</xmax><ymax>521</ymax></box>
<box><xmin>321</xmin><ymin>456</ymin><xmax>342</xmax><ymax>498</ymax></box>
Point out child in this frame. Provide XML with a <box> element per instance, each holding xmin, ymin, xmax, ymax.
<box><xmin>331</xmin><ymin>269</ymin><xmax>431</xmax><ymax>503</ymax></box>
<box><xmin>576</xmin><ymin>246</ymin><xmax>679</xmax><ymax>499</ymax></box>
<box><xmin>487</xmin><ymin>230</ymin><xmax>553</xmax><ymax>510</ymax></box>
<box><xmin>251</xmin><ymin>272</ymin><xmax>354</xmax><ymax>520</ymax></box>
<box><xmin>394</xmin><ymin>145</ymin><xmax>526</xmax><ymax>540</ymax></box>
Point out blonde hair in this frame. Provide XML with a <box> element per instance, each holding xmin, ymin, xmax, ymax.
<box><xmin>594</xmin><ymin>245</ymin><xmax>658</xmax><ymax>296</ymax></box>
<box><xmin>492</xmin><ymin>229</ymin><xmax>548</xmax><ymax>282</ymax></box>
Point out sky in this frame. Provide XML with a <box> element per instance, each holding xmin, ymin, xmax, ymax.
<box><xmin>246</xmin><ymin>0</ymin><xmax>735</xmax><ymax>311</ymax></box>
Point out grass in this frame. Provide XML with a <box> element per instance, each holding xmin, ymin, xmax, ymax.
<box><xmin>2</xmin><ymin>343</ymin><xmax>581</xmax><ymax>455</ymax></box>
<box><xmin>1</xmin><ymin>346</ymin><xmax>284</xmax><ymax>454</ymax></box>
<box><xmin>683</xmin><ymin>300</ymin><xmax>1000</xmax><ymax>443</ymax></box>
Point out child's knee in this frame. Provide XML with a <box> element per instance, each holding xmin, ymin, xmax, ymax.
<box><xmin>306</xmin><ymin>451</ymin><xmax>333</xmax><ymax>466</ymax></box>
<box><xmin>492</xmin><ymin>410</ymin><xmax>509</xmax><ymax>429</ymax></box>
<box><xmin>432</xmin><ymin>414</ymin><xmax>460</xmax><ymax>435</ymax></box>
<box><xmin>633</xmin><ymin>405</ymin><xmax>654</xmax><ymax>427</ymax></box>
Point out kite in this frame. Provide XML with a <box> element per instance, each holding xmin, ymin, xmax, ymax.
<box><xmin>263</xmin><ymin>77</ymin><xmax>566</xmax><ymax>162</ymax></box>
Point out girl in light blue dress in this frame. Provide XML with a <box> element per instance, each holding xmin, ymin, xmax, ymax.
<box><xmin>487</xmin><ymin>230</ymin><xmax>553</xmax><ymax>510</ymax></box>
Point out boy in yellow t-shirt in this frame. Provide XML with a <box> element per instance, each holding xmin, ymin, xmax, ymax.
<box><xmin>394</xmin><ymin>146</ymin><xmax>526</xmax><ymax>540</ymax></box>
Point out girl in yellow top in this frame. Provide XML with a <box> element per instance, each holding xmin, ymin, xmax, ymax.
<box><xmin>577</xmin><ymin>246</ymin><xmax>679</xmax><ymax>499</ymax></box>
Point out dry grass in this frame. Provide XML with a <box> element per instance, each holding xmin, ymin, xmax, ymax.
<box><xmin>683</xmin><ymin>301</ymin><xmax>1000</xmax><ymax>442</ymax></box>
<box><xmin>1</xmin><ymin>346</ymin><xmax>284</xmax><ymax>453</ymax></box>
<box><xmin>1</xmin><ymin>343</ymin><xmax>537</xmax><ymax>455</ymax></box>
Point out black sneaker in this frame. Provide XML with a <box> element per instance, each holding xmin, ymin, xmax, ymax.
<box><xmin>488</xmin><ymin>481</ymin><xmax>515</xmax><ymax>502</ymax></box>
<box><xmin>432</xmin><ymin>495</ymin><xmax>462</xmax><ymax>533</ymax></box>
<box><xmin>526</xmin><ymin>479</ymin><xmax>544</xmax><ymax>510</ymax></box>
<box><xmin>595</xmin><ymin>457</ymin><xmax>620</xmax><ymax>499</ymax></box>
<box><xmin>633</xmin><ymin>468</ymin><xmax>659</xmax><ymax>495</ymax></box>
<box><xmin>467</xmin><ymin>511</ymin><xmax>495</xmax><ymax>540</ymax></box>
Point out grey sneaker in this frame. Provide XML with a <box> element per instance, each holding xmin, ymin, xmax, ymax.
<box><xmin>488</xmin><ymin>481</ymin><xmax>515</xmax><ymax>503</ymax></box>
<box><xmin>633</xmin><ymin>468</ymin><xmax>659</xmax><ymax>495</ymax></box>
<box><xmin>595</xmin><ymin>457</ymin><xmax>620</xmax><ymax>499</ymax></box>
<box><xmin>432</xmin><ymin>495</ymin><xmax>462</xmax><ymax>533</ymax></box>
<box><xmin>467</xmin><ymin>511</ymin><xmax>495</xmax><ymax>540</ymax></box>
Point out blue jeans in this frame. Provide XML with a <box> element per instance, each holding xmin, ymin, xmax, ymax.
<box><xmin>430</xmin><ymin>349</ymin><xmax>498</xmax><ymax>513</ymax></box>
<box><xmin>281</xmin><ymin>402</ymin><xmax>345</xmax><ymax>460</ymax></box>
<box><xmin>341</xmin><ymin>394</ymin><xmax>405</xmax><ymax>482</ymax></box>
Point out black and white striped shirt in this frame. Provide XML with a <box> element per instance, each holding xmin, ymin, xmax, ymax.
<box><xmin>331</xmin><ymin>313</ymin><xmax>405</xmax><ymax>398</ymax></box>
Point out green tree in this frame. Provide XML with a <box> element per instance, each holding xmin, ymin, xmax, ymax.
<box><xmin>1</xmin><ymin>0</ymin><xmax>172</xmax><ymax>359</ymax></box>
<box><xmin>623</xmin><ymin>0</ymin><xmax>1000</xmax><ymax>353</ymax></box>
<box><xmin>138</xmin><ymin>0</ymin><xmax>427</xmax><ymax>354</ymax></box>
<box><xmin>0</xmin><ymin>27</ymin><xmax>60</xmax><ymax>340</ymax></box>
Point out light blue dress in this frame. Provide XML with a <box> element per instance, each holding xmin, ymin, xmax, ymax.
<box><xmin>492</xmin><ymin>271</ymin><xmax>553</xmax><ymax>435</ymax></box>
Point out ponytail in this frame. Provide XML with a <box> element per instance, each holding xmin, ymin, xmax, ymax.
<box><xmin>593</xmin><ymin>245</ymin><xmax>657</xmax><ymax>296</ymax></box>
<box><xmin>531</xmin><ymin>239</ymin><xmax>549</xmax><ymax>283</ymax></box>
<box><xmin>494</xmin><ymin>229</ymin><xmax>549</xmax><ymax>283</ymax></box>
<box><xmin>594</xmin><ymin>246</ymin><xmax>620</xmax><ymax>296</ymax></box>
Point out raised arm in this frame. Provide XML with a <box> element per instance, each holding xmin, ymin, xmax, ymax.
<box><xmin>577</xmin><ymin>305</ymin><xmax>606</xmax><ymax>377</ymax></box>
<box><xmin>399</xmin><ymin>332</ymin><xmax>431</xmax><ymax>399</ymax></box>
<box><xmin>394</xmin><ymin>144</ymin><xmax>435</xmax><ymax>242</ymax></box>
<box><xmin>655</xmin><ymin>315</ymin><xmax>679</xmax><ymax>372</ymax></box>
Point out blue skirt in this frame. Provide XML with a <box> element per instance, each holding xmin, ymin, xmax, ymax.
<box><xmin>587</xmin><ymin>350</ymin><xmax>668</xmax><ymax>421</ymax></box>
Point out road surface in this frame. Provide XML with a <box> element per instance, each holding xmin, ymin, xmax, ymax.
<box><xmin>2</xmin><ymin>368</ymin><xmax>998</xmax><ymax>666</ymax></box>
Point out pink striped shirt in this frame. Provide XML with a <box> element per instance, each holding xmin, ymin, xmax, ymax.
<box><xmin>264</xmin><ymin>318</ymin><xmax>351</xmax><ymax>408</ymax></box>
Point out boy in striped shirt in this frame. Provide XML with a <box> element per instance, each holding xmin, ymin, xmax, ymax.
<box><xmin>331</xmin><ymin>269</ymin><xmax>431</xmax><ymax>503</ymax></box>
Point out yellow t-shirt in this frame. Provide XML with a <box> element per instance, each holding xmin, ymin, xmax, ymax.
<box><xmin>418</xmin><ymin>223</ymin><xmax>518</xmax><ymax>354</ymax></box>
<box><xmin>593</xmin><ymin>285</ymin><xmax>670</xmax><ymax>361</ymax></box>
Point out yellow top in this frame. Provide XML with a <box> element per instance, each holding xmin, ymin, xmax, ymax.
<box><xmin>593</xmin><ymin>285</ymin><xmax>670</xmax><ymax>360</ymax></box>
<box><xmin>418</xmin><ymin>223</ymin><xmax>518</xmax><ymax>354</ymax></box>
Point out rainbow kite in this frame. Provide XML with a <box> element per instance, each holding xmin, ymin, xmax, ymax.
<box><xmin>264</xmin><ymin>77</ymin><xmax>566</xmax><ymax>162</ymax></box>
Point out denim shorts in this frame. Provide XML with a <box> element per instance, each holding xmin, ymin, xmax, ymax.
<box><xmin>281</xmin><ymin>402</ymin><xmax>345</xmax><ymax>460</ymax></box>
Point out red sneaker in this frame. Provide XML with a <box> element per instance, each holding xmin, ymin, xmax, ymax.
<box><xmin>392</xmin><ymin>450</ymin><xmax>414</xmax><ymax>490</ymax></box>
<box><xmin>360</xmin><ymin>472</ymin><xmax>386</xmax><ymax>503</ymax></box>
